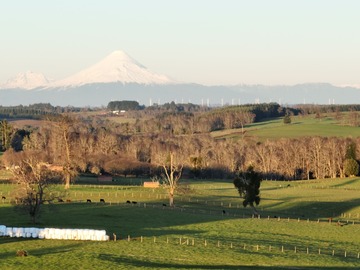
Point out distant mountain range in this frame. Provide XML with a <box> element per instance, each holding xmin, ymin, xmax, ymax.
<box><xmin>1</xmin><ymin>50</ymin><xmax>360</xmax><ymax>107</ymax></box>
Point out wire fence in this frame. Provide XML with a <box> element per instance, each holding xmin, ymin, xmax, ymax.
<box><xmin>111</xmin><ymin>234</ymin><xmax>360</xmax><ymax>260</ymax></box>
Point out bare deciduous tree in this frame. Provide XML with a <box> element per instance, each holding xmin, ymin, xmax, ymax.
<box><xmin>48</xmin><ymin>115</ymin><xmax>78</xmax><ymax>189</ymax></box>
<box><xmin>3</xmin><ymin>150</ymin><xmax>60</xmax><ymax>223</ymax></box>
<box><xmin>160</xmin><ymin>152</ymin><xmax>183</xmax><ymax>207</ymax></box>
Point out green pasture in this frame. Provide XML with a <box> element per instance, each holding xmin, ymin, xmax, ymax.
<box><xmin>212</xmin><ymin>114</ymin><xmax>360</xmax><ymax>140</ymax></box>
<box><xmin>1</xmin><ymin>177</ymin><xmax>360</xmax><ymax>269</ymax></box>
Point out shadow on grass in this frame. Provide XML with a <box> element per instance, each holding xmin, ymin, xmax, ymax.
<box><xmin>272</xmin><ymin>198</ymin><xmax>360</xmax><ymax>219</ymax></box>
<box><xmin>98</xmin><ymin>254</ymin><xmax>358</xmax><ymax>269</ymax></box>
<box><xmin>330</xmin><ymin>178</ymin><xmax>360</xmax><ymax>188</ymax></box>
<box><xmin>0</xmin><ymin>239</ymin><xmax>82</xmax><ymax>260</ymax></box>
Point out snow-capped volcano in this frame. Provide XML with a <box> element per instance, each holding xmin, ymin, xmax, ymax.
<box><xmin>49</xmin><ymin>50</ymin><xmax>175</xmax><ymax>87</ymax></box>
<box><xmin>0</xmin><ymin>71</ymin><xmax>52</xmax><ymax>90</ymax></box>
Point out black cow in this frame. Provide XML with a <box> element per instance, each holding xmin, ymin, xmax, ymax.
<box><xmin>87</xmin><ymin>199</ymin><xmax>92</xmax><ymax>203</ymax></box>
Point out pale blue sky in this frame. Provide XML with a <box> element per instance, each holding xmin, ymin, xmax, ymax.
<box><xmin>1</xmin><ymin>0</ymin><xmax>359</xmax><ymax>85</ymax></box>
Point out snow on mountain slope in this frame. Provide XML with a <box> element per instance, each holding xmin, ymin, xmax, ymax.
<box><xmin>49</xmin><ymin>50</ymin><xmax>175</xmax><ymax>87</ymax></box>
<box><xmin>0</xmin><ymin>71</ymin><xmax>52</xmax><ymax>90</ymax></box>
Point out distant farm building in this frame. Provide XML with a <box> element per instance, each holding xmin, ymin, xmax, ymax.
<box><xmin>143</xmin><ymin>181</ymin><xmax>160</xmax><ymax>188</ymax></box>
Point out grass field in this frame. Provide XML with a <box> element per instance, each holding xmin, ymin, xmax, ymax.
<box><xmin>212</xmin><ymin>114</ymin><xmax>360</xmax><ymax>140</ymax></box>
<box><xmin>1</xmin><ymin>177</ymin><xmax>360</xmax><ymax>269</ymax></box>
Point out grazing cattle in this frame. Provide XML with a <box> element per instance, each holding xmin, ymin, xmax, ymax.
<box><xmin>162</xmin><ymin>203</ymin><xmax>167</xmax><ymax>207</ymax></box>
<box><xmin>1</xmin><ymin>196</ymin><xmax>5</xmax><ymax>200</ymax></box>
<box><xmin>66</xmin><ymin>199</ymin><xmax>71</xmax><ymax>203</ymax></box>
<box><xmin>58</xmin><ymin>198</ymin><xmax>64</xmax><ymax>203</ymax></box>
<box><xmin>100</xmin><ymin>198</ymin><xmax>105</xmax><ymax>203</ymax></box>
<box><xmin>132</xmin><ymin>201</ymin><xmax>137</xmax><ymax>204</ymax></box>
<box><xmin>87</xmin><ymin>199</ymin><xmax>92</xmax><ymax>203</ymax></box>
<box><xmin>222</xmin><ymin>210</ymin><xmax>226</xmax><ymax>214</ymax></box>
<box><xmin>126</xmin><ymin>200</ymin><xmax>131</xmax><ymax>204</ymax></box>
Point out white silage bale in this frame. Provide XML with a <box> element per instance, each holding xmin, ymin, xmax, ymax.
<box><xmin>30</xmin><ymin>227</ymin><xmax>38</xmax><ymax>238</ymax></box>
<box><xmin>88</xmin><ymin>229</ymin><xmax>95</xmax><ymax>240</ymax></box>
<box><xmin>71</xmin><ymin>229</ymin><xmax>78</xmax><ymax>240</ymax></box>
<box><xmin>64</xmin><ymin>229</ymin><xmax>72</xmax><ymax>240</ymax></box>
<box><xmin>54</xmin><ymin>228</ymin><xmax>61</xmax><ymax>239</ymax></box>
<box><xmin>61</xmin><ymin>229</ymin><xmax>68</xmax><ymax>240</ymax></box>
<box><xmin>96</xmin><ymin>230</ymin><xmax>106</xmax><ymax>241</ymax></box>
<box><xmin>16</xmin><ymin>228</ymin><xmax>24</xmax><ymax>237</ymax></box>
<box><xmin>47</xmin><ymin>228</ymin><xmax>56</xmax><ymax>239</ymax></box>
<box><xmin>38</xmin><ymin>229</ymin><xmax>45</xmax><ymax>239</ymax></box>
<box><xmin>43</xmin><ymin>228</ymin><xmax>49</xmax><ymax>238</ymax></box>
<box><xmin>0</xmin><ymin>225</ymin><xmax>6</xmax><ymax>236</ymax></box>
<box><xmin>83</xmin><ymin>229</ymin><xmax>90</xmax><ymax>240</ymax></box>
<box><xmin>6</xmin><ymin>227</ymin><xmax>13</xmax><ymax>237</ymax></box>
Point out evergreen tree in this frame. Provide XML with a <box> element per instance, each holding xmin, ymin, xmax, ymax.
<box><xmin>344</xmin><ymin>158</ymin><xmax>359</xmax><ymax>177</ymax></box>
<box><xmin>233</xmin><ymin>166</ymin><xmax>262</xmax><ymax>215</ymax></box>
<box><xmin>283</xmin><ymin>114</ymin><xmax>291</xmax><ymax>124</ymax></box>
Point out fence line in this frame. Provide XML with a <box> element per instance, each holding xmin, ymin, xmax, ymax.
<box><xmin>113</xmin><ymin>234</ymin><xmax>360</xmax><ymax>260</ymax></box>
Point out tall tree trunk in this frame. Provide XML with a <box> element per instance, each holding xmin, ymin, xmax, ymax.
<box><xmin>169</xmin><ymin>188</ymin><xmax>174</xmax><ymax>207</ymax></box>
<box><xmin>64</xmin><ymin>173</ymin><xmax>71</xmax><ymax>189</ymax></box>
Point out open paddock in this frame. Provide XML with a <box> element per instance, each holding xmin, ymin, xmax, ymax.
<box><xmin>0</xmin><ymin>177</ymin><xmax>359</xmax><ymax>269</ymax></box>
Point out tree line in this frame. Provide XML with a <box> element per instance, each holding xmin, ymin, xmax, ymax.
<box><xmin>2</xmin><ymin>114</ymin><xmax>359</xmax><ymax>182</ymax></box>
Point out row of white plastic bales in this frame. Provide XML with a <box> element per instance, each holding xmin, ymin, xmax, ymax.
<box><xmin>0</xmin><ymin>225</ymin><xmax>109</xmax><ymax>241</ymax></box>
